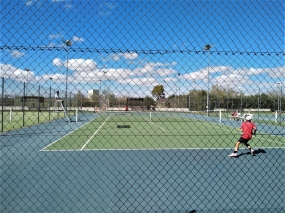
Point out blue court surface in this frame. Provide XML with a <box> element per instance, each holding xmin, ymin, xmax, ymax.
<box><xmin>1</xmin><ymin>116</ymin><xmax>284</xmax><ymax>213</ymax></box>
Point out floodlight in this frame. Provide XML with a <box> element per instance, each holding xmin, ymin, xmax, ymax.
<box><xmin>204</xmin><ymin>44</ymin><xmax>212</xmax><ymax>51</ymax></box>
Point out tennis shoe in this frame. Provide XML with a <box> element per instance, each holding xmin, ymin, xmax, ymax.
<box><xmin>251</xmin><ymin>149</ymin><xmax>255</xmax><ymax>156</ymax></box>
<box><xmin>228</xmin><ymin>153</ymin><xmax>237</xmax><ymax>157</ymax></box>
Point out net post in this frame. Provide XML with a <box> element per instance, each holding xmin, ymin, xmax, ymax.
<box><xmin>219</xmin><ymin>110</ymin><xmax>222</xmax><ymax>122</ymax></box>
<box><xmin>150</xmin><ymin>111</ymin><xmax>151</xmax><ymax>122</ymax></box>
<box><xmin>275</xmin><ymin>110</ymin><xmax>278</xmax><ymax>122</ymax></box>
<box><xmin>10</xmin><ymin>108</ymin><xmax>12</xmax><ymax>122</ymax></box>
<box><xmin>76</xmin><ymin>109</ymin><xmax>78</xmax><ymax>122</ymax></box>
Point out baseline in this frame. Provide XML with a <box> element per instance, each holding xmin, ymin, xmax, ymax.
<box><xmin>40</xmin><ymin>116</ymin><xmax>98</xmax><ymax>151</ymax></box>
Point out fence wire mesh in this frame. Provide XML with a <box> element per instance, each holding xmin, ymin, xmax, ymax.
<box><xmin>1</xmin><ymin>0</ymin><xmax>284</xmax><ymax>213</ymax></box>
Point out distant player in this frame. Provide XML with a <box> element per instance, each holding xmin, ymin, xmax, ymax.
<box><xmin>55</xmin><ymin>91</ymin><xmax>64</xmax><ymax>106</ymax></box>
<box><xmin>125</xmin><ymin>105</ymin><xmax>128</xmax><ymax>111</ymax></box>
<box><xmin>228</xmin><ymin>114</ymin><xmax>257</xmax><ymax>157</ymax></box>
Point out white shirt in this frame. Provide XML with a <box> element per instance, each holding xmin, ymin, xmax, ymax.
<box><xmin>55</xmin><ymin>93</ymin><xmax>60</xmax><ymax>100</ymax></box>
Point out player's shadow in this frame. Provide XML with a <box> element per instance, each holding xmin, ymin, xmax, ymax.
<box><xmin>237</xmin><ymin>148</ymin><xmax>266</xmax><ymax>157</ymax></box>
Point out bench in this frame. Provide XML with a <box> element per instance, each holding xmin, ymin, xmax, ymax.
<box><xmin>229</xmin><ymin>113</ymin><xmax>253</xmax><ymax>121</ymax></box>
<box><xmin>229</xmin><ymin>113</ymin><xmax>241</xmax><ymax>121</ymax></box>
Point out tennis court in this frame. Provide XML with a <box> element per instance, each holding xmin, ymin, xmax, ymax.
<box><xmin>2</xmin><ymin>1</ymin><xmax>285</xmax><ymax>211</ymax></box>
<box><xmin>1</xmin><ymin>111</ymin><xmax>284</xmax><ymax>212</ymax></box>
<box><xmin>0</xmin><ymin>110</ymin><xmax>76</xmax><ymax>132</ymax></box>
<box><xmin>40</xmin><ymin>111</ymin><xmax>285</xmax><ymax>151</ymax></box>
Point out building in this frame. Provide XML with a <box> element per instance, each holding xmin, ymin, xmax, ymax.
<box><xmin>88</xmin><ymin>89</ymin><xmax>99</xmax><ymax>99</ymax></box>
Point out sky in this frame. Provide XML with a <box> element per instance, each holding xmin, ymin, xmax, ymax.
<box><xmin>0</xmin><ymin>0</ymin><xmax>284</xmax><ymax>98</ymax></box>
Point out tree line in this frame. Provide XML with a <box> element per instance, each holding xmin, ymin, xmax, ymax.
<box><xmin>151</xmin><ymin>84</ymin><xmax>282</xmax><ymax>112</ymax></box>
<box><xmin>1</xmin><ymin>84</ymin><xmax>282</xmax><ymax>112</ymax></box>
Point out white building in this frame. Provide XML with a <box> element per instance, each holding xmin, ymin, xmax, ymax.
<box><xmin>88</xmin><ymin>89</ymin><xmax>99</xmax><ymax>98</ymax></box>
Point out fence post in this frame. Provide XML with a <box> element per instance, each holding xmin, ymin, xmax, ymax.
<box><xmin>1</xmin><ymin>77</ymin><xmax>4</xmax><ymax>132</ymax></box>
<box><xmin>38</xmin><ymin>85</ymin><xmax>40</xmax><ymax>123</ymax></box>
<box><xmin>22</xmin><ymin>82</ymin><xmax>26</xmax><ymax>126</ymax></box>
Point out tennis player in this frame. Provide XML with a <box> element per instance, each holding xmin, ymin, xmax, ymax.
<box><xmin>228</xmin><ymin>114</ymin><xmax>257</xmax><ymax>157</ymax></box>
<box><xmin>125</xmin><ymin>105</ymin><xmax>128</xmax><ymax>111</ymax></box>
<box><xmin>55</xmin><ymin>91</ymin><xmax>64</xmax><ymax>106</ymax></box>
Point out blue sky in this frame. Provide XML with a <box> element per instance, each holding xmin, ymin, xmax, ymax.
<box><xmin>0</xmin><ymin>0</ymin><xmax>284</xmax><ymax>98</ymax></box>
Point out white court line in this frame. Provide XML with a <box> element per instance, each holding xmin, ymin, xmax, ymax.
<box><xmin>139</xmin><ymin>117</ymin><xmax>165</xmax><ymax>131</ymax></box>
<box><xmin>204</xmin><ymin>122</ymin><xmax>285</xmax><ymax>145</ymax></box>
<box><xmin>42</xmin><ymin>147</ymin><xmax>285</xmax><ymax>152</ymax></box>
<box><xmin>80</xmin><ymin>115</ymin><xmax>110</xmax><ymax>150</ymax></box>
<box><xmin>149</xmin><ymin>121</ymin><xmax>165</xmax><ymax>131</ymax></box>
<box><xmin>41</xmin><ymin>114</ymin><xmax>285</xmax><ymax>151</ymax></box>
<box><xmin>40</xmin><ymin>116</ymin><xmax>98</xmax><ymax>151</ymax></box>
<box><xmin>142</xmin><ymin>116</ymin><xmax>165</xmax><ymax>131</ymax></box>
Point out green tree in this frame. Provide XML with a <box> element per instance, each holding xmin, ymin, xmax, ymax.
<box><xmin>144</xmin><ymin>96</ymin><xmax>156</xmax><ymax>107</ymax></box>
<box><xmin>74</xmin><ymin>91</ymin><xmax>88</xmax><ymax>108</ymax></box>
<box><xmin>151</xmin><ymin>85</ymin><xmax>165</xmax><ymax>100</ymax></box>
<box><xmin>89</xmin><ymin>92</ymin><xmax>100</xmax><ymax>107</ymax></box>
<box><xmin>211</xmin><ymin>84</ymin><xmax>228</xmax><ymax>98</ymax></box>
<box><xmin>108</xmin><ymin>94</ymin><xmax>116</xmax><ymax>107</ymax></box>
<box><xmin>116</xmin><ymin>96</ymin><xmax>128</xmax><ymax>106</ymax></box>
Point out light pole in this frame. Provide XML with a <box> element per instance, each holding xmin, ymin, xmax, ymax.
<box><xmin>258</xmin><ymin>88</ymin><xmax>260</xmax><ymax>123</ymax></box>
<box><xmin>236</xmin><ymin>87</ymin><xmax>242</xmax><ymax>115</ymax></box>
<box><xmin>178</xmin><ymin>73</ymin><xmax>181</xmax><ymax>108</ymax></box>
<box><xmin>49</xmin><ymin>77</ymin><xmax>53</xmax><ymax>120</ymax></box>
<box><xmin>62</xmin><ymin>39</ymin><xmax>72</xmax><ymax>112</ymax></box>
<box><xmin>163</xmin><ymin>80</ymin><xmax>167</xmax><ymax>108</ymax></box>
<box><xmin>276</xmin><ymin>82</ymin><xmax>282</xmax><ymax>113</ymax></box>
<box><xmin>25</xmin><ymin>69</ymin><xmax>30</xmax><ymax>96</ymax></box>
<box><xmin>239</xmin><ymin>90</ymin><xmax>242</xmax><ymax>116</ymax></box>
<box><xmin>103</xmin><ymin>71</ymin><xmax>108</xmax><ymax>110</ymax></box>
<box><xmin>99</xmin><ymin>79</ymin><xmax>102</xmax><ymax>109</ymax></box>
<box><xmin>194</xmin><ymin>81</ymin><xmax>196</xmax><ymax>111</ymax></box>
<box><xmin>204</xmin><ymin>44</ymin><xmax>212</xmax><ymax>116</ymax></box>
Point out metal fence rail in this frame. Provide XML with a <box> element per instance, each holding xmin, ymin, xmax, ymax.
<box><xmin>1</xmin><ymin>1</ymin><xmax>284</xmax><ymax>213</ymax></box>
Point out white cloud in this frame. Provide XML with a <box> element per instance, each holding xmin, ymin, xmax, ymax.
<box><xmin>103</xmin><ymin>68</ymin><xmax>134</xmax><ymax>80</ymax></box>
<box><xmin>49</xmin><ymin>33</ymin><xmax>62</xmax><ymax>40</ymax></box>
<box><xmin>109</xmin><ymin>52</ymin><xmax>139</xmax><ymax>61</ymax></box>
<box><xmin>98</xmin><ymin>2</ymin><xmax>116</xmax><ymax>17</ymax></box>
<box><xmin>265</xmin><ymin>67</ymin><xmax>285</xmax><ymax>78</ymax></box>
<box><xmin>123</xmin><ymin>52</ymin><xmax>139</xmax><ymax>60</ymax></box>
<box><xmin>118</xmin><ymin>77</ymin><xmax>157</xmax><ymax>86</ymax></box>
<box><xmin>0</xmin><ymin>64</ymin><xmax>18</xmax><ymax>78</ymax></box>
<box><xmin>162</xmin><ymin>77</ymin><xmax>175</xmax><ymax>83</ymax></box>
<box><xmin>230</xmin><ymin>67</ymin><xmax>268</xmax><ymax>77</ymax></box>
<box><xmin>132</xmin><ymin>62</ymin><xmax>176</xmax><ymax>76</ymax></box>
<box><xmin>67</xmin><ymin>59</ymin><xmax>97</xmax><ymax>71</ymax></box>
<box><xmin>111</xmin><ymin>54</ymin><xmax>121</xmax><ymax>61</ymax></box>
<box><xmin>72</xmin><ymin>36</ymin><xmax>84</xmax><ymax>42</ymax></box>
<box><xmin>11</xmin><ymin>50</ymin><xmax>25</xmax><ymax>58</ymax></box>
<box><xmin>25</xmin><ymin>0</ymin><xmax>33</xmax><ymax>6</ymax></box>
<box><xmin>182</xmin><ymin>69</ymin><xmax>207</xmax><ymax>81</ymax></box>
<box><xmin>0</xmin><ymin>64</ymin><xmax>34</xmax><ymax>82</ymax></box>
<box><xmin>40</xmin><ymin>73</ymin><xmax>66</xmax><ymax>83</ymax></box>
<box><xmin>73</xmin><ymin>67</ymin><xmax>134</xmax><ymax>83</ymax></box>
<box><xmin>181</xmin><ymin>66</ymin><xmax>258</xmax><ymax>82</ymax></box>
<box><xmin>53</xmin><ymin>58</ymin><xmax>98</xmax><ymax>71</ymax></box>
<box><xmin>2</xmin><ymin>53</ymin><xmax>284</xmax><ymax>98</ymax></box>
<box><xmin>156</xmin><ymin>68</ymin><xmax>176</xmax><ymax>76</ymax></box>
<box><xmin>52</xmin><ymin>58</ymin><xmax>62</xmax><ymax>66</ymax></box>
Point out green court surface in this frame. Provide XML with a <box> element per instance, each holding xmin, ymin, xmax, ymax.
<box><xmin>0</xmin><ymin>110</ymin><xmax>75</xmax><ymax>132</ymax></box>
<box><xmin>42</xmin><ymin>112</ymin><xmax>285</xmax><ymax>151</ymax></box>
<box><xmin>2</xmin><ymin>111</ymin><xmax>284</xmax><ymax>213</ymax></box>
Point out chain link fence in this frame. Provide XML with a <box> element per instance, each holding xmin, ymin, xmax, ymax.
<box><xmin>1</xmin><ymin>0</ymin><xmax>284</xmax><ymax>212</ymax></box>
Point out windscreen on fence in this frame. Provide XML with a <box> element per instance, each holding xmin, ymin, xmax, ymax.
<box><xmin>1</xmin><ymin>1</ymin><xmax>284</xmax><ymax>213</ymax></box>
